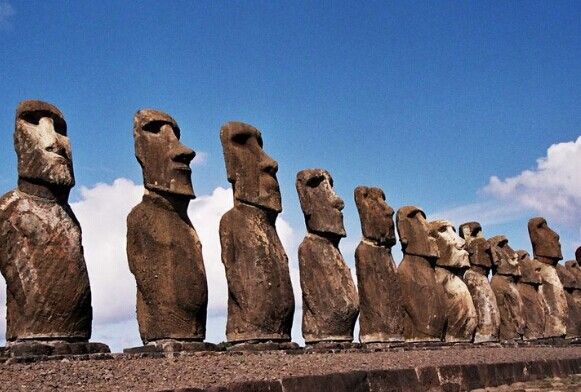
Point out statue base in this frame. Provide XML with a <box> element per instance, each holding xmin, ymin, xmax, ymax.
<box><xmin>124</xmin><ymin>339</ymin><xmax>219</xmax><ymax>354</ymax></box>
<box><xmin>304</xmin><ymin>341</ymin><xmax>360</xmax><ymax>351</ymax></box>
<box><xmin>361</xmin><ymin>341</ymin><xmax>405</xmax><ymax>350</ymax></box>
<box><xmin>1</xmin><ymin>340</ymin><xmax>110</xmax><ymax>361</ymax></box>
<box><xmin>227</xmin><ymin>341</ymin><xmax>299</xmax><ymax>352</ymax></box>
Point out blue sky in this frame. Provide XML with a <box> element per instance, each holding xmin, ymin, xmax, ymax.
<box><xmin>0</xmin><ymin>1</ymin><xmax>580</xmax><ymax>350</ymax></box>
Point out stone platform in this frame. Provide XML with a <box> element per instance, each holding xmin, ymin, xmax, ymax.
<box><xmin>124</xmin><ymin>340</ymin><xmax>219</xmax><ymax>356</ymax></box>
<box><xmin>0</xmin><ymin>341</ymin><xmax>111</xmax><ymax>364</ymax></box>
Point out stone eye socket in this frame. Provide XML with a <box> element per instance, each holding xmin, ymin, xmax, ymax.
<box><xmin>143</xmin><ymin>121</ymin><xmax>179</xmax><ymax>138</ymax></box>
<box><xmin>231</xmin><ymin>132</ymin><xmax>251</xmax><ymax>145</ymax></box>
<box><xmin>306</xmin><ymin>176</ymin><xmax>324</xmax><ymax>188</ymax></box>
<box><xmin>20</xmin><ymin>110</ymin><xmax>67</xmax><ymax>136</ymax></box>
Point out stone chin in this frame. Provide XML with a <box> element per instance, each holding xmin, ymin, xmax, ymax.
<box><xmin>145</xmin><ymin>180</ymin><xmax>195</xmax><ymax>198</ymax></box>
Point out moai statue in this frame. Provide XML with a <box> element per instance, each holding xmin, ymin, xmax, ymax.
<box><xmin>428</xmin><ymin>220</ymin><xmax>477</xmax><ymax>342</ymax></box>
<box><xmin>296</xmin><ymin>169</ymin><xmax>359</xmax><ymax>344</ymax></box>
<box><xmin>528</xmin><ymin>217</ymin><xmax>568</xmax><ymax>338</ymax></box>
<box><xmin>557</xmin><ymin>261</ymin><xmax>580</xmax><ymax>339</ymax></box>
<box><xmin>353</xmin><ymin>186</ymin><xmax>404</xmax><ymax>344</ymax></box>
<box><xmin>396</xmin><ymin>206</ymin><xmax>445</xmax><ymax>342</ymax></box>
<box><xmin>0</xmin><ymin>100</ymin><xmax>108</xmax><ymax>355</ymax></box>
<box><xmin>460</xmin><ymin>222</ymin><xmax>500</xmax><ymax>343</ymax></box>
<box><xmin>515</xmin><ymin>250</ymin><xmax>545</xmax><ymax>340</ymax></box>
<box><xmin>126</xmin><ymin>109</ymin><xmax>212</xmax><ymax>352</ymax></box>
<box><xmin>219</xmin><ymin>122</ymin><xmax>295</xmax><ymax>346</ymax></box>
<box><xmin>489</xmin><ymin>236</ymin><xmax>525</xmax><ymax>341</ymax></box>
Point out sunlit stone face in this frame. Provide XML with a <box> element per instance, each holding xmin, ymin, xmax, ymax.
<box><xmin>517</xmin><ymin>250</ymin><xmax>542</xmax><ymax>285</ymax></box>
<box><xmin>354</xmin><ymin>186</ymin><xmax>395</xmax><ymax>247</ymax></box>
<box><xmin>15</xmin><ymin>100</ymin><xmax>74</xmax><ymax>188</ymax></box>
<box><xmin>429</xmin><ymin>220</ymin><xmax>470</xmax><ymax>269</ymax></box>
<box><xmin>396</xmin><ymin>206</ymin><xmax>439</xmax><ymax>258</ymax></box>
<box><xmin>489</xmin><ymin>235</ymin><xmax>521</xmax><ymax>277</ymax></box>
<box><xmin>459</xmin><ymin>221</ymin><xmax>483</xmax><ymax>245</ymax></box>
<box><xmin>134</xmin><ymin>109</ymin><xmax>195</xmax><ymax>198</ymax></box>
<box><xmin>296</xmin><ymin>169</ymin><xmax>345</xmax><ymax>237</ymax></box>
<box><xmin>220</xmin><ymin>122</ymin><xmax>281</xmax><ymax>213</ymax></box>
<box><xmin>528</xmin><ymin>217</ymin><xmax>562</xmax><ymax>263</ymax></box>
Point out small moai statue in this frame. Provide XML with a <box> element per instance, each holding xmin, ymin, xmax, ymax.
<box><xmin>557</xmin><ymin>260</ymin><xmax>581</xmax><ymax>339</ymax></box>
<box><xmin>296</xmin><ymin>169</ymin><xmax>359</xmax><ymax>344</ymax></box>
<box><xmin>489</xmin><ymin>236</ymin><xmax>525</xmax><ymax>341</ymax></box>
<box><xmin>528</xmin><ymin>217</ymin><xmax>568</xmax><ymax>338</ymax></box>
<box><xmin>126</xmin><ymin>109</ymin><xmax>213</xmax><ymax>352</ymax></box>
<box><xmin>0</xmin><ymin>100</ymin><xmax>108</xmax><ymax>355</ymax></box>
<box><xmin>353</xmin><ymin>186</ymin><xmax>404</xmax><ymax>344</ymax></box>
<box><xmin>428</xmin><ymin>220</ymin><xmax>477</xmax><ymax>342</ymax></box>
<box><xmin>460</xmin><ymin>222</ymin><xmax>500</xmax><ymax>343</ymax></box>
<box><xmin>396</xmin><ymin>206</ymin><xmax>445</xmax><ymax>342</ymax></box>
<box><xmin>219</xmin><ymin>122</ymin><xmax>295</xmax><ymax>346</ymax></box>
<box><xmin>515</xmin><ymin>250</ymin><xmax>546</xmax><ymax>340</ymax></box>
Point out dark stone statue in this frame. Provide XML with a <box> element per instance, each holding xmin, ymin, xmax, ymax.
<box><xmin>219</xmin><ymin>122</ymin><xmax>294</xmax><ymax>344</ymax></box>
<box><xmin>528</xmin><ymin>217</ymin><xmax>568</xmax><ymax>338</ymax></box>
<box><xmin>557</xmin><ymin>260</ymin><xmax>581</xmax><ymax>339</ymax></box>
<box><xmin>354</xmin><ymin>186</ymin><xmax>404</xmax><ymax>343</ymax></box>
<box><xmin>515</xmin><ymin>250</ymin><xmax>545</xmax><ymax>340</ymax></box>
<box><xmin>429</xmin><ymin>220</ymin><xmax>477</xmax><ymax>342</ymax></box>
<box><xmin>126</xmin><ymin>109</ymin><xmax>209</xmax><ymax>348</ymax></box>
<box><xmin>459</xmin><ymin>222</ymin><xmax>500</xmax><ymax>343</ymax></box>
<box><xmin>489</xmin><ymin>236</ymin><xmax>525</xmax><ymax>341</ymax></box>
<box><xmin>0</xmin><ymin>100</ymin><xmax>108</xmax><ymax>355</ymax></box>
<box><xmin>396</xmin><ymin>206</ymin><xmax>445</xmax><ymax>342</ymax></box>
<box><xmin>296</xmin><ymin>169</ymin><xmax>359</xmax><ymax>344</ymax></box>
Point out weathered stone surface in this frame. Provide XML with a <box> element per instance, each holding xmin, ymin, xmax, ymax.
<box><xmin>0</xmin><ymin>100</ymin><xmax>93</xmax><ymax>342</ymax></box>
<box><xmin>219</xmin><ymin>122</ymin><xmax>294</xmax><ymax>342</ymax></box>
<box><xmin>557</xmin><ymin>261</ymin><xmax>581</xmax><ymax>338</ymax></box>
<box><xmin>296</xmin><ymin>169</ymin><xmax>358</xmax><ymax>343</ymax></box>
<box><xmin>396</xmin><ymin>206</ymin><xmax>445</xmax><ymax>341</ymax></box>
<box><xmin>8</xmin><ymin>341</ymin><xmax>110</xmax><ymax>357</ymax></box>
<box><xmin>515</xmin><ymin>251</ymin><xmax>545</xmax><ymax>340</ymax></box>
<box><xmin>124</xmin><ymin>340</ymin><xmax>218</xmax><ymax>354</ymax></box>
<box><xmin>428</xmin><ymin>220</ymin><xmax>477</xmax><ymax>342</ymax></box>
<box><xmin>127</xmin><ymin>109</ymin><xmax>208</xmax><ymax>344</ymax></box>
<box><xmin>528</xmin><ymin>217</ymin><xmax>568</xmax><ymax>338</ymax></box>
<box><xmin>489</xmin><ymin>236</ymin><xmax>524</xmax><ymax>341</ymax></box>
<box><xmin>353</xmin><ymin>186</ymin><xmax>404</xmax><ymax>343</ymax></box>
<box><xmin>460</xmin><ymin>222</ymin><xmax>500</xmax><ymax>343</ymax></box>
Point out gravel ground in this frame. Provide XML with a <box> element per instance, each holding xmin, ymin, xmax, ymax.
<box><xmin>0</xmin><ymin>346</ymin><xmax>578</xmax><ymax>391</ymax></box>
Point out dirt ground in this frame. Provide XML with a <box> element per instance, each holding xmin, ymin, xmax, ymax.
<box><xmin>0</xmin><ymin>346</ymin><xmax>578</xmax><ymax>391</ymax></box>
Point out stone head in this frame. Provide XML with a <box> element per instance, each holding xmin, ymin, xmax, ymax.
<box><xmin>134</xmin><ymin>109</ymin><xmax>195</xmax><ymax>198</ymax></box>
<box><xmin>528</xmin><ymin>217</ymin><xmax>562</xmax><ymax>264</ymax></box>
<box><xmin>296</xmin><ymin>169</ymin><xmax>345</xmax><ymax>238</ymax></box>
<box><xmin>220</xmin><ymin>122</ymin><xmax>281</xmax><ymax>213</ymax></box>
<box><xmin>565</xmin><ymin>260</ymin><xmax>581</xmax><ymax>289</ymax></box>
<box><xmin>14</xmin><ymin>100</ymin><xmax>74</xmax><ymax>188</ymax></box>
<box><xmin>428</xmin><ymin>220</ymin><xmax>470</xmax><ymax>269</ymax></box>
<box><xmin>354</xmin><ymin>186</ymin><xmax>395</xmax><ymax>247</ymax></box>
<box><xmin>459</xmin><ymin>221</ymin><xmax>483</xmax><ymax>245</ymax></box>
<box><xmin>557</xmin><ymin>262</ymin><xmax>577</xmax><ymax>290</ymax></box>
<box><xmin>489</xmin><ymin>235</ymin><xmax>521</xmax><ymax>277</ymax></box>
<box><xmin>396</xmin><ymin>206</ymin><xmax>439</xmax><ymax>258</ymax></box>
<box><xmin>467</xmin><ymin>237</ymin><xmax>494</xmax><ymax>269</ymax></box>
<box><xmin>517</xmin><ymin>250</ymin><xmax>542</xmax><ymax>285</ymax></box>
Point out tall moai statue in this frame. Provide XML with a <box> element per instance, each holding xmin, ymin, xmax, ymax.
<box><xmin>219</xmin><ymin>122</ymin><xmax>294</xmax><ymax>345</ymax></box>
<box><xmin>515</xmin><ymin>250</ymin><xmax>545</xmax><ymax>340</ymax></box>
<box><xmin>126</xmin><ymin>109</ymin><xmax>212</xmax><ymax>351</ymax></box>
<box><xmin>460</xmin><ymin>222</ymin><xmax>500</xmax><ymax>343</ymax></box>
<box><xmin>557</xmin><ymin>260</ymin><xmax>581</xmax><ymax>339</ymax></box>
<box><xmin>528</xmin><ymin>217</ymin><xmax>568</xmax><ymax>338</ymax></box>
<box><xmin>0</xmin><ymin>100</ymin><xmax>108</xmax><ymax>354</ymax></box>
<box><xmin>396</xmin><ymin>206</ymin><xmax>445</xmax><ymax>342</ymax></box>
<box><xmin>353</xmin><ymin>186</ymin><xmax>404</xmax><ymax>344</ymax></box>
<box><xmin>489</xmin><ymin>236</ymin><xmax>525</xmax><ymax>341</ymax></box>
<box><xmin>428</xmin><ymin>220</ymin><xmax>477</xmax><ymax>342</ymax></box>
<box><xmin>296</xmin><ymin>169</ymin><xmax>359</xmax><ymax>344</ymax></box>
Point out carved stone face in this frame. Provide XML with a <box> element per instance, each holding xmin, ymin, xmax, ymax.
<box><xmin>517</xmin><ymin>250</ymin><xmax>542</xmax><ymax>285</ymax></box>
<box><xmin>466</xmin><ymin>237</ymin><xmax>493</xmax><ymax>269</ymax></box>
<box><xmin>396</xmin><ymin>206</ymin><xmax>439</xmax><ymax>258</ymax></box>
<box><xmin>220</xmin><ymin>122</ymin><xmax>281</xmax><ymax>213</ymax></box>
<box><xmin>459</xmin><ymin>221</ymin><xmax>483</xmax><ymax>245</ymax></box>
<box><xmin>296</xmin><ymin>169</ymin><xmax>345</xmax><ymax>237</ymax></box>
<box><xmin>14</xmin><ymin>100</ymin><xmax>74</xmax><ymax>188</ymax></box>
<box><xmin>489</xmin><ymin>235</ymin><xmax>521</xmax><ymax>277</ymax></box>
<box><xmin>354</xmin><ymin>186</ymin><xmax>395</xmax><ymax>247</ymax></box>
<box><xmin>428</xmin><ymin>220</ymin><xmax>470</xmax><ymax>268</ymax></box>
<box><xmin>564</xmin><ymin>260</ymin><xmax>581</xmax><ymax>290</ymax></box>
<box><xmin>528</xmin><ymin>217</ymin><xmax>562</xmax><ymax>263</ymax></box>
<box><xmin>134</xmin><ymin>109</ymin><xmax>195</xmax><ymax>198</ymax></box>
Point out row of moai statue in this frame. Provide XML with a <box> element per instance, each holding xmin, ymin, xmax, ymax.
<box><xmin>0</xmin><ymin>100</ymin><xmax>579</xmax><ymax>355</ymax></box>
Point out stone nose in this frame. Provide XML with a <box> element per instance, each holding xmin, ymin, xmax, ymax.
<box><xmin>172</xmin><ymin>143</ymin><xmax>195</xmax><ymax>165</ymax></box>
<box><xmin>259</xmin><ymin>153</ymin><xmax>278</xmax><ymax>176</ymax></box>
<box><xmin>332</xmin><ymin>195</ymin><xmax>344</xmax><ymax>211</ymax></box>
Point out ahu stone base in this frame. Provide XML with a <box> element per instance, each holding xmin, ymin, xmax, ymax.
<box><xmin>124</xmin><ymin>340</ymin><xmax>219</xmax><ymax>355</ymax></box>
<box><xmin>0</xmin><ymin>340</ymin><xmax>111</xmax><ymax>363</ymax></box>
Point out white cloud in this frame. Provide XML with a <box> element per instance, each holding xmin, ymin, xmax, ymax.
<box><xmin>432</xmin><ymin>201</ymin><xmax>527</xmax><ymax>228</ymax></box>
<box><xmin>0</xmin><ymin>2</ymin><xmax>14</xmax><ymax>30</ymax></box>
<box><xmin>192</xmin><ymin>151</ymin><xmax>208</xmax><ymax>166</ymax></box>
<box><xmin>482</xmin><ymin>136</ymin><xmax>581</xmax><ymax>225</ymax></box>
<box><xmin>0</xmin><ymin>179</ymin><xmax>302</xmax><ymax>351</ymax></box>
